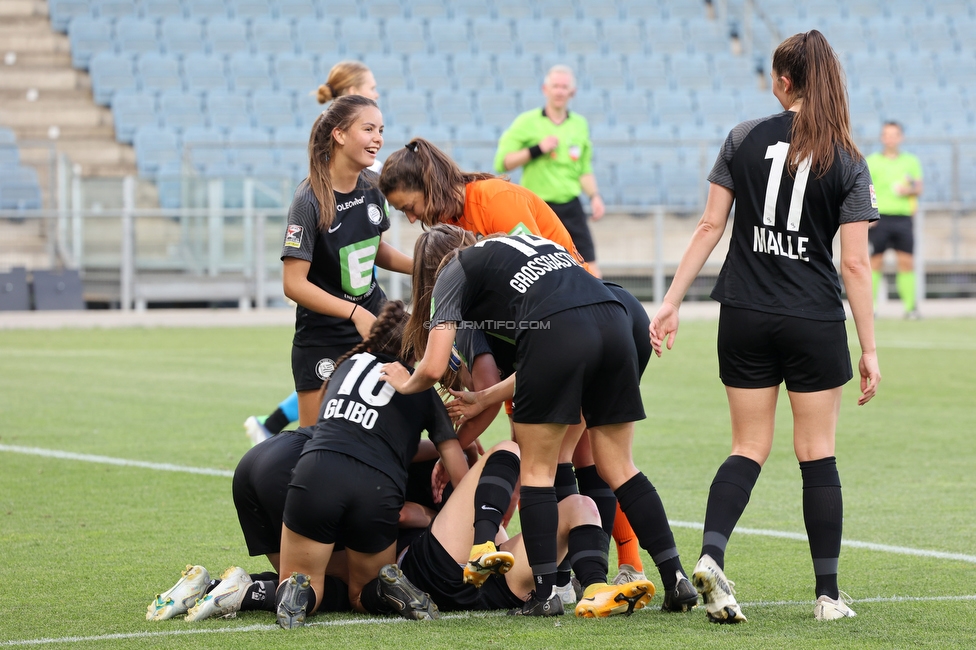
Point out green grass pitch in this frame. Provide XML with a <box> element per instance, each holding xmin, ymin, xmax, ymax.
<box><xmin>1</xmin><ymin>316</ymin><xmax>974</xmax><ymax>649</ymax></box>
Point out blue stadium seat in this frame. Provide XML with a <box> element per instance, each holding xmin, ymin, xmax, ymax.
<box><xmin>295</xmin><ymin>20</ymin><xmax>342</xmax><ymax>57</ymax></box>
<box><xmin>114</xmin><ymin>16</ymin><xmax>161</xmax><ymax>56</ymax></box>
<box><xmin>274</xmin><ymin>124</ymin><xmax>308</xmax><ymax>145</ymax></box>
<box><xmin>494</xmin><ymin>52</ymin><xmax>539</xmax><ymax>92</ymax></box>
<box><xmin>712</xmin><ymin>55</ymin><xmax>760</xmax><ymax>92</ymax></box>
<box><xmin>205</xmin><ymin>88</ymin><xmax>252</xmax><ymax>130</ymax></box>
<box><xmin>454</xmin><ymin>122</ymin><xmax>499</xmax><ymax>143</ymax></box>
<box><xmin>592</xmin><ymin>123</ymin><xmax>633</xmax><ymax>141</ymax></box>
<box><xmin>273</xmin><ymin>52</ymin><xmax>317</xmax><ymax>92</ymax></box>
<box><xmin>473</xmin><ymin>87</ymin><xmax>520</xmax><ymax>129</ymax></box>
<box><xmin>560</xmin><ymin>21</ymin><xmax>601</xmax><ymax>56</ymax></box>
<box><xmin>601</xmin><ymin>19</ymin><xmax>644</xmax><ymax>56</ymax></box>
<box><xmin>112</xmin><ymin>89</ymin><xmax>159</xmax><ymax>144</ymax></box>
<box><xmin>294</xmin><ymin>91</ymin><xmax>325</xmax><ymax>131</ymax></box>
<box><xmin>141</xmin><ymin>0</ymin><xmax>185</xmax><ymax>21</ymax></box>
<box><xmin>49</xmin><ymin>0</ymin><xmax>91</xmax><ymax>33</ymax></box>
<box><xmin>318</xmin><ymin>0</ymin><xmax>362</xmax><ymax>20</ymax></box>
<box><xmin>183</xmin><ymin>52</ymin><xmax>228</xmax><ymax>92</ymax></box>
<box><xmin>361</xmin><ymin>53</ymin><xmax>407</xmax><ymax>90</ymax></box>
<box><xmin>654</xmin><ymin>88</ymin><xmax>697</xmax><ymax>126</ymax></box>
<box><xmin>471</xmin><ymin>18</ymin><xmax>516</xmax><ymax>56</ymax></box>
<box><xmin>452</xmin><ymin>52</ymin><xmax>494</xmax><ymax>90</ymax></box>
<box><xmin>429</xmin><ymin>88</ymin><xmax>474</xmax><ymax>127</ymax></box>
<box><xmin>492</xmin><ymin>0</ymin><xmax>533</xmax><ymax>20</ymax></box>
<box><xmin>184</xmin><ymin>0</ymin><xmax>229</xmax><ymax>19</ymax></box>
<box><xmin>669</xmin><ymin>53</ymin><xmax>715</xmax><ymax>92</ymax></box>
<box><xmin>608</xmin><ymin>88</ymin><xmax>651</xmax><ymax>127</ymax></box>
<box><xmin>362</xmin><ymin>0</ymin><xmax>405</xmax><ymax>20</ymax></box>
<box><xmin>0</xmin><ymin>126</ymin><xmax>16</xmax><ymax>143</ymax></box>
<box><xmin>515</xmin><ymin>19</ymin><xmax>558</xmax><ymax>56</ymax></box>
<box><xmin>618</xmin><ymin>0</ymin><xmax>666</xmax><ymax>21</ymax></box>
<box><xmin>643</xmin><ymin>18</ymin><xmax>687</xmax><ymax>54</ymax></box>
<box><xmin>384</xmin><ymin>17</ymin><xmax>429</xmax><ymax>56</ymax></box>
<box><xmin>627</xmin><ymin>52</ymin><xmax>668</xmax><ymax>90</ymax></box>
<box><xmin>89</xmin><ymin>51</ymin><xmax>138</xmax><ymax>106</ymax></box>
<box><xmin>0</xmin><ymin>144</ymin><xmax>20</xmax><ymax>168</ymax></box>
<box><xmin>580</xmin><ymin>53</ymin><xmax>628</xmax><ymax>91</ymax></box>
<box><xmin>0</xmin><ymin>167</ymin><xmax>39</xmax><ymax>210</ymax></box>
<box><xmin>336</xmin><ymin>18</ymin><xmax>383</xmax><ymax>57</ymax></box>
<box><xmin>277</xmin><ymin>0</ymin><xmax>320</xmax><ymax>21</ymax></box>
<box><xmin>182</xmin><ymin>124</ymin><xmax>228</xmax><ymax>170</ymax></box>
<box><xmin>134</xmin><ymin>124</ymin><xmax>181</xmax><ymax>175</ymax></box>
<box><xmin>427</xmin><ymin>16</ymin><xmax>471</xmax><ymax>55</ymax></box>
<box><xmin>206</xmin><ymin>16</ymin><xmax>249</xmax><ymax>55</ymax></box>
<box><xmin>69</xmin><ymin>16</ymin><xmax>114</xmax><ymax>69</ymax></box>
<box><xmin>228</xmin><ymin>52</ymin><xmax>274</xmax><ymax>92</ymax></box>
<box><xmin>537</xmin><ymin>0</ymin><xmax>579</xmax><ymax>19</ymax></box>
<box><xmin>137</xmin><ymin>51</ymin><xmax>183</xmax><ymax>93</ymax></box>
<box><xmin>226</xmin><ymin>125</ymin><xmax>275</xmax><ymax>169</ymax></box>
<box><xmin>408</xmin><ymin>0</ymin><xmax>447</xmax><ymax>19</ymax></box>
<box><xmin>406</xmin><ymin>53</ymin><xmax>451</xmax><ymax>92</ymax></box>
<box><xmin>159</xmin><ymin>16</ymin><xmax>207</xmax><ymax>56</ymax></box>
<box><xmin>252</xmin><ymin>17</ymin><xmax>295</xmax><ymax>55</ymax></box>
<box><xmin>616</xmin><ymin>167</ymin><xmax>663</xmax><ymax>205</ymax></box>
<box><xmin>228</xmin><ymin>0</ymin><xmax>273</xmax><ymax>20</ymax></box>
<box><xmin>452</xmin><ymin>143</ymin><xmax>496</xmax><ymax>173</ymax></box>
<box><xmin>579</xmin><ymin>1</ymin><xmax>620</xmax><ymax>20</ymax></box>
<box><xmin>158</xmin><ymin>88</ymin><xmax>207</xmax><ymax>130</ymax></box>
<box><xmin>155</xmin><ymin>161</ymin><xmax>185</xmax><ymax>209</ymax></box>
<box><xmin>251</xmin><ymin>89</ymin><xmax>296</xmax><ymax>130</ymax></box>
<box><xmin>383</xmin><ymin>88</ymin><xmax>430</xmax><ymax>128</ymax></box>
<box><xmin>93</xmin><ymin>0</ymin><xmax>138</xmax><ymax>20</ymax></box>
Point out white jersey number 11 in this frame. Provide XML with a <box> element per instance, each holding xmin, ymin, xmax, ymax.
<box><xmin>764</xmin><ymin>141</ymin><xmax>811</xmax><ymax>232</ymax></box>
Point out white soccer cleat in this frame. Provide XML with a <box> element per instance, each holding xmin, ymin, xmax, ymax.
<box><xmin>243</xmin><ymin>416</ymin><xmax>272</xmax><ymax>446</ymax></box>
<box><xmin>185</xmin><ymin>567</ymin><xmax>252</xmax><ymax>621</ymax></box>
<box><xmin>692</xmin><ymin>554</ymin><xmax>746</xmax><ymax>624</ymax></box>
<box><xmin>814</xmin><ymin>592</ymin><xmax>857</xmax><ymax>620</ymax></box>
<box><xmin>553</xmin><ymin>581</ymin><xmax>578</xmax><ymax>605</ymax></box>
<box><xmin>612</xmin><ymin>563</ymin><xmax>647</xmax><ymax>586</ymax></box>
<box><xmin>147</xmin><ymin>565</ymin><xmax>210</xmax><ymax>621</ymax></box>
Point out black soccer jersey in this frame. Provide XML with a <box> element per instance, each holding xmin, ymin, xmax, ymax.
<box><xmin>301</xmin><ymin>352</ymin><xmax>456</xmax><ymax>493</ymax></box>
<box><xmin>708</xmin><ymin>111</ymin><xmax>878</xmax><ymax>320</ymax></box>
<box><xmin>429</xmin><ymin>234</ymin><xmax>618</xmax><ymax>341</ymax></box>
<box><xmin>281</xmin><ymin>171</ymin><xmax>391</xmax><ymax>346</ymax></box>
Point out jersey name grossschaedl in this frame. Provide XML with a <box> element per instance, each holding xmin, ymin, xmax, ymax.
<box><xmin>281</xmin><ymin>171</ymin><xmax>390</xmax><ymax>346</ymax></box>
<box><xmin>430</xmin><ymin>234</ymin><xmax>618</xmax><ymax>342</ymax></box>
<box><xmin>301</xmin><ymin>352</ymin><xmax>456</xmax><ymax>492</ymax></box>
<box><xmin>708</xmin><ymin>111</ymin><xmax>878</xmax><ymax>320</ymax></box>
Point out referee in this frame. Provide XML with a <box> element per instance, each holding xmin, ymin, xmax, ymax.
<box><xmin>494</xmin><ymin>64</ymin><xmax>605</xmax><ymax>277</ymax></box>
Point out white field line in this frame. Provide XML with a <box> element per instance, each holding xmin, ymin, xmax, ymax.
<box><xmin>3</xmin><ymin>445</ymin><xmax>973</xmax><ymax>564</ymax></box>
<box><xmin>0</xmin><ymin>444</ymin><xmax>234</xmax><ymax>478</ymax></box>
<box><xmin>3</xmin><ymin>597</ymin><xmax>976</xmax><ymax>646</ymax></box>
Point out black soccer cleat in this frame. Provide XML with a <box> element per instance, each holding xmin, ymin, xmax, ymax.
<box><xmin>276</xmin><ymin>572</ymin><xmax>311</xmax><ymax>629</ymax></box>
<box><xmin>378</xmin><ymin>564</ymin><xmax>439</xmax><ymax>620</ymax></box>
<box><xmin>661</xmin><ymin>572</ymin><xmax>700</xmax><ymax>612</ymax></box>
<box><xmin>507</xmin><ymin>589</ymin><xmax>565</xmax><ymax>617</ymax></box>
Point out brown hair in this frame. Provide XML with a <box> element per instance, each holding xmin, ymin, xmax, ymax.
<box><xmin>402</xmin><ymin>224</ymin><xmax>477</xmax><ymax>365</ymax></box>
<box><xmin>378</xmin><ymin>138</ymin><xmax>495</xmax><ymax>228</ymax></box>
<box><xmin>771</xmin><ymin>30</ymin><xmax>862</xmax><ymax>176</ymax></box>
<box><xmin>304</xmin><ymin>94</ymin><xmax>378</xmax><ymax>231</ymax></box>
<box><xmin>317</xmin><ymin>60</ymin><xmax>372</xmax><ymax>104</ymax></box>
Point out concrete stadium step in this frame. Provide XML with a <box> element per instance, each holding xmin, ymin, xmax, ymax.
<box><xmin>0</xmin><ymin>0</ymin><xmax>48</xmax><ymax>19</ymax></box>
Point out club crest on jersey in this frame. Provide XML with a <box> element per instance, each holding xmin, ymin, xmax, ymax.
<box><xmin>367</xmin><ymin>203</ymin><xmax>384</xmax><ymax>225</ymax></box>
<box><xmin>315</xmin><ymin>358</ymin><xmax>336</xmax><ymax>380</ymax></box>
<box><xmin>284</xmin><ymin>224</ymin><xmax>303</xmax><ymax>248</ymax></box>
<box><xmin>869</xmin><ymin>184</ymin><xmax>878</xmax><ymax>209</ymax></box>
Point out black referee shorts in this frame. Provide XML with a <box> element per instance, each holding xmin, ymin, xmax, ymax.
<box><xmin>291</xmin><ymin>342</ymin><xmax>357</xmax><ymax>392</ymax></box>
<box><xmin>549</xmin><ymin>197</ymin><xmax>597</xmax><ymax>262</ymax></box>
<box><xmin>513</xmin><ymin>301</ymin><xmax>645</xmax><ymax>427</ymax></box>
<box><xmin>399</xmin><ymin>528</ymin><xmax>524</xmax><ymax>612</ymax></box>
<box><xmin>232</xmin><ymin>430</ymin><xmax>308</xmax><ymax>557</ymax></box>
<box><xmin>283</xmin><ymin>450</ymin><xmax>401</xmax><ymax>553</ymax></box>
<box><xmin>868</xmin><ymin>214</ymin><xmax>914</xmax><ymax>255</ymax></box>
<box><xmin>717</xmin><ymin>306</ymin><xmax>853</xmax><ymax>393</ymax></box>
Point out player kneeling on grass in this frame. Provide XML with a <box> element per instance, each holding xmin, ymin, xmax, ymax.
<box><xmin>397</xmin><ymin>440</ymin><xmax>655</xmax><ymax>618</ymax></box>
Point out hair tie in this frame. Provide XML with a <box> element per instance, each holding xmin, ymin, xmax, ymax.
<box><xmin>324</xmin><ymin>82</ymin><xmax>334</xmax><ymax>96</ymax></box>
<box><xmin>404</xmin><ymin>142</ymin><xmax>419</xmax><ymax>152</ymax></box>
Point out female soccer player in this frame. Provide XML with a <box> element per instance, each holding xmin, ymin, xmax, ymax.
<box><xmin>281</xmin><ymin>95</ymin><xmax>411</xmax><ymax>428</ymax></box>
<box><xmin>275</xmin><ymin>300</ymin><xmax>469</xmax><ymax>628</ymax></box>
<box><xmin>380</xmin><ymin>224</ymin><xmax>695</xmax><ymax>616</ymax></box>
<box><xmin>380</xmin><ymin>140</ymin><xmax>653</xmax><ymax>593</ymax></box>
<box><xmin>244</xmin><ymin>63</ymin><xmax>394</xmax><ymax>444</ymax></box>
<box><xmin>649</xmin><ymin>30</ymin><xmax>881</xmax><ymax>623</ymax></box>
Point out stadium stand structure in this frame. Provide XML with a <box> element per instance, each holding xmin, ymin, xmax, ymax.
<box><xmin>5</xmin><ymin>0</ymin><xmax>973</xmax><ymax>211</ymax></box>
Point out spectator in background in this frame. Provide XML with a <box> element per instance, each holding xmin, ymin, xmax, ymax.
<box><xmin>494</xmin><ymin>65</ymin><xmax>605</xmax><ymax>277</ymax></box>
<box><xmin>866</xmin><ymin>121</ymin><xmax>924</xmax><ymax>319</ymax></box>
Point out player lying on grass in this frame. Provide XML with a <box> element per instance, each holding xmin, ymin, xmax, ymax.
<box><xmin>397</xmin><ymin>439</ymin><xmax>656</xmax><ymax>618</ymax></box>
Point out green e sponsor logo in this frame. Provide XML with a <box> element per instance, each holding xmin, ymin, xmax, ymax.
<box><xmin>507</xmin><ymin>222</ymin><xmax>532</xmax><ymax>236</ymax></box>
<box><xmin>340</xmin><ymin>236</ymin><xmax>379</xmax><ymax>296</ymax></box>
